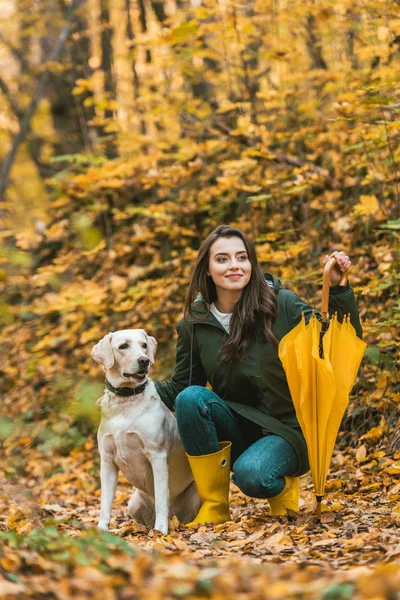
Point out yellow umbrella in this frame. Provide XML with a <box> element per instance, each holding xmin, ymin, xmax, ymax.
<box><xmin>278</xmin><ymin>259</ymin><xmax>367</xmax><ymax>521</ymax></box>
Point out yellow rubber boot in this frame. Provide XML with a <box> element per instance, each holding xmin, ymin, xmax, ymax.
<box><xmin>267</xmin><ymin>476</ymin><xmax>300</xmax><ymax>516</ymax></box>
<box><xmin>186</xmin><ymin>441</ymin><xmax>232</xmax><ymax>526</ymax></box>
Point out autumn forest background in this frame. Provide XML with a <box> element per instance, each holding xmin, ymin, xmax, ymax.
<box><xmin>0</xmin><ymin>0</ymin><xmax>399</xmax><ymax>598</ymax></box>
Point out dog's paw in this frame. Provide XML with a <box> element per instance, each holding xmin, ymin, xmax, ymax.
<box><xmin>154</xmin><ymin>521</ymin><xmax>168</xmax><ymax>535</ymax></box>
<box><xmin>97</xmin><ymin>522</ymin><xmax>109</xmax><ymax>532</ymax></box>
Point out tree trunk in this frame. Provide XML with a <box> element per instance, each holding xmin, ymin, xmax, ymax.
<box><xmin>39</xmin><ymin>0</ymin><xmax>94</xmax><ymax>156</ymax></box>
<box><xmin>346</xmin><ymin>12</ymin><xmax>360</xmax><ymax>70</ymax></box>
<box><xmin>125</xmin><ymin>0</ymin><xmax>146</xmax><ymax>134</ymax></box>
<box><xmin>137</xmin><ymin>0</ymin><xmax>151</xmax><ymax>64</ymax></box>
<box><xmin>231</xmin><ymin>2</ymin><xmax>262</xmax><ymax>114</ymax></box>
<box><xmin>305</xmin><ymin>14</ymin><xmax>328</xmax><ymax>70</ymax></box>
<box><xmin>16</xmin><ymin>0</ymin><xmax>31</xmax><ymax>66</ymax></box>
<box><xmin>150</xmin><ymin>1</ymin><xmax>167</xmax><ymax>24</ymax></box>
<box><xmin>100</xmin><ymin>0</ymin><xmax>118</xmax><ymax>158</ymax></box>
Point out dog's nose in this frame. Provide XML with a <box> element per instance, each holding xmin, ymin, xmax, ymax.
<box><xmin>138</xmin><ymin>356</ymin><xmax>150</xmax><ymax>369</ymax></box>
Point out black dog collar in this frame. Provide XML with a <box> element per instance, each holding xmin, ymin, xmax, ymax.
<box><xmin>105</xmin><ymin>378</ymin><xmax>149</xmax><ymax>397</ymax></box>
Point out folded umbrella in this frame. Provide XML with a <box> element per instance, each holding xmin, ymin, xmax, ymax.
<box><xmin>278</xmin><ymin>258</ymin><xmax>367</xmax><ymax>521</ymax></box>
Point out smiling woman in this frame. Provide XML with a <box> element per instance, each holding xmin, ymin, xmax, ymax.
<box><xmin>184</xmin><ymin>225</ymin><xmax>279</xmax><ymax>365</ymax></box>
<box><xmin>207</xmin><ymin>237</ymin><xmax>252</xmax><ymax>313</ymax></box>
<box><xmin>154</xmin><ymin>225</ymin><xmax>363</xmax><ymax>527</ymax></box>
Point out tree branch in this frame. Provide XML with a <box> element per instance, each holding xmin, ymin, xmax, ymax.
<box><xmin>0</xmin><ymin>0</ymin><xmax>83</xmax><ymax>200</ymax></box>
<box><xmin>0</xmin><ymin>75</ymin><xmax>54</xmax><ymax>179</ymax></box>
<box><xmin>0</xmin><ymin>75</ymin><xmax>23</xmax><ymax>119</ymax></box>
<box><xmin>0</xmin><ymin>32</ymin><xmax>30</xmax><ymax>73</ymax></box>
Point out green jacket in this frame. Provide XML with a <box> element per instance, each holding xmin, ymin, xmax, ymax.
<box><xmin>155</xmin><ymin>274</ymin><xmax>362</xmax><ymax>476</ymax></box>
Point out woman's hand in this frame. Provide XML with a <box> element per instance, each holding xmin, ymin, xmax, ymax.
<box><xmin>323</xmin><ymin>251</ymin><xmax>351</xmax><ymax>286</ymax></box>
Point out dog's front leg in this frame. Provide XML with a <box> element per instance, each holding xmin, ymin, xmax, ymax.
<box><xmin>98</xmin><ymin>457</ymin><xmax>118</xmax><ymax>532</ymax></box>
<box><xmin>149</xmin><ymin>451</ymin><xmax>169</xmax><ymax>534</ymax></box>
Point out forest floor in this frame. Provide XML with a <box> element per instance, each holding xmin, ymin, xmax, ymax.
<box><xmin>1</xmin><ymin>438</ymin><xmax>399</xmax><ymax>599</ymax></box>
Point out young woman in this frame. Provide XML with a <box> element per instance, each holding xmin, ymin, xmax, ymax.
<box><xmin>155</xmin><ymin>225</ymin><xmax>362</xmax><ymax>525</ymax></box>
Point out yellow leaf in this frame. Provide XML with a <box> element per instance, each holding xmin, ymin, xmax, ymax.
<box><xmin>384</xmin><ymin>462</ymin><xmax>400</xmax><ymax>476</ymax></box>
<box><xmin>325</xmin><ymin>479</ymin><xmax>343</xmax><ymax>491</ymax></box>
<box><xmin>287</xmin><ymin>242</ymin><xmax>308</xmax><ymax>257</ymax></box>
<box><xmin>361</xmin><ymin>424</ymin><xmax>384</xmax><ymax>442</ymax></box>
<box><xmin>45</xmin><ymin>220</ymin><xmax>68</xmax><ymax>242</ymax></box>
<box><xmin>217</xmin><ymin>101</ymin><xmax>248</xmax><ymax>114</ymax></box>
<box><xmin>74</xmin><ymin>78</ymin><xmax>93</xmax><ymax>91</ymax></box>
<box><xmin>353</xmin><ymin>195</ymin><xmax>380</xmax><ymax>216</ymax></box>
<box><xmin>356</xmin><ymin>445</ymin><xmax>367</xmax><ymax>461</ymax></box>
<box><xmin>97</xmin><ymin>178</ymin><xmax>124</xmax><ymax>189</ymax></box>
<box><xmin>377</xmin><ymin>372</ymin><xmax>388</xmax><ymax>389</ymax></box>
<box><xmin>389</xmin><ymin>482</ymin><xmax>400</xmax><ymax>496</ymax></box>
<box><xmin>260</xmin><ymin>532</ymin><xmax>292</xmax><ymax>553</ymax></box>
<box><xmin>264</xmin><ymin>233</ymin><xmax>280</xmax><ymax>242</ymax></box>
<box><xmin>109</xmin><ymin>275</ymin><xmax>128</xmax><ymax>293</ymax></box>
<box><xmin>235</xmin><ymin>184</ymin><xmax>262</xmax><ymax>193</ymax></box>
<box><xmin>52</xmin><ymin>195</ymin><xmax>70</xmax><ymax>208</ymax></box>
<box><xmin>393</xmin><ymin>503</ymin><xmax>400</xmax><ymax>515</ymax></box>
<box><xmin>362</xmin><ymin>414</ymin><xmax>386</xmax><ymax>441</ymax></box>
<box><xmin>220</xmin><ymin>159</ymin><xmax>258</xmax><ymax>174</ymax></box>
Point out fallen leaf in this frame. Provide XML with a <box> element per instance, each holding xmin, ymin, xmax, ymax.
<box><xmin>356</xmin><ymin>445</ymin><xmax>367</xmax><ymax>461</ymax></box>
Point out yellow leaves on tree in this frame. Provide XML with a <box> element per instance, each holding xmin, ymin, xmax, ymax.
<box><xmin>352</xmin><ymin>195</ymin><xmax>380</xmax><ymax>218</ymax></box>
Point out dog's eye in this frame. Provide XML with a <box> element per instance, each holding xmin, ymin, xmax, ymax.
<box><xmin>119</xmin><ymin>343</ymin><xmax>129</xmax><ymax>350</ymax></box>
<box><xmin>141</xmin><ymin>343</ymin><xmax>147</xmax><ymax>350</ymax></box>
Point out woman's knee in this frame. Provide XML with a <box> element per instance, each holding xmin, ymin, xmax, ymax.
<box><xmin>232</xmin><ymin>457</ymin><xmax>276</xmax><ymax>498</ymax></box>
<box><xmin>174</xmin><ymin>385</ymin><xmax>210</xmax><ymax>417</ymax></box>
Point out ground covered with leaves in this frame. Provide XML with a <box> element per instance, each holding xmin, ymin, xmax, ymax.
<box><xmin>1</xmin><ymin>435</ymin><xmax>399</xmax><ymax>599</ymax></box>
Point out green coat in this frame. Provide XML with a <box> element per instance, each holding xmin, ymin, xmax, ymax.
<box><xmin>155</xmin><ymin>274</ymin><xmax>362</xmax><ymax>476</ymax></box>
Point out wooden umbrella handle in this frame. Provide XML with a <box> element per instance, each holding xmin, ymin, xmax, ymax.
<box><xmin>321</xmin><ymin>258</ymin><xmax>349</xmax><ymax>322</ymax></box>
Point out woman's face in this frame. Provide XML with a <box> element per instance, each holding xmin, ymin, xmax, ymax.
<box><xmin>208</xmin><ymin>236</ymin><xmax>252</xmax><ymax>295</ymax></box>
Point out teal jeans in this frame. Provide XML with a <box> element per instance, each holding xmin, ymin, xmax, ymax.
<box><xmin>174</xmin><ymin>386</ymin><xmax>298</xmax><ymax>498</ymax></box>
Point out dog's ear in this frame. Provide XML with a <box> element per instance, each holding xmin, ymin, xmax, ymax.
<box><xmin>146</xmin><ymin>334</ymin><xmax>157</xmax><ymax>365</ymax></box>
<box><xmin>91</xmin><ymin>333</ymin><xmax>115</xmax><ymax>369</ymax></box>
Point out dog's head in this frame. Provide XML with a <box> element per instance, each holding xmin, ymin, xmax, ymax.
<box><xmin>91</xmin><ymin>329</ymin><xmax>157</xmax><ymax>385</ymax></box>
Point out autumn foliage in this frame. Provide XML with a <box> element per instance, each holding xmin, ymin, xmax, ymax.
<box><xmin>0</xmin><ymin>0</ymin><xmax>399</xmax><ymax>597</ymax></box>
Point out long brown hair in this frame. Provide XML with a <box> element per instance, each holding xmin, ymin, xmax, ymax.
<box><xmin>184</xmin><ymin>225</ymin><xmax>278</xmax><ymax>364</ymax></box>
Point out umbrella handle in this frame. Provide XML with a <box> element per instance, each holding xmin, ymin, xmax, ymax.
<box><xmin>322</xmin><ymin>258</ymin><xmax>349</xmax><ymax>322</ymax></box>
<box><xmin>316</xmin><ymin>495</ymin><xmax>323</xmax><ymax>523</ymax></box>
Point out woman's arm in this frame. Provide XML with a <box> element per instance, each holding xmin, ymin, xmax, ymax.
<box><xmin>154</xmin><ymin>318</ymin><xmax>207</xmax><ymax>410</ymax></box>
<box><xmin>323</xmin><ymin>250</ymin><xmax>363</xmax><ymax>339</ymax></box>
<box><xmin>328</xmin><ymin>282</ymin><xmax>363</xmax><ymax>338</ymax></box>
<box><xmin>283</xmin><ymin>283</ymin><xmax>362</xmax><ymax>339</ymax></box>
<box><xmin>284</xmin><ymin>250</ymin><xmax>363</xmax><ymax>339</ymax></box>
